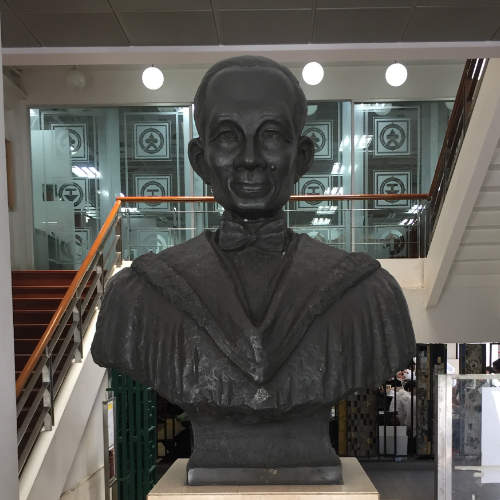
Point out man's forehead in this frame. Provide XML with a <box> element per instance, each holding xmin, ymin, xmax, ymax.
<box><xmin>205</xmin><ymin>66</ymin><xmax>296</xmax><ymax>105</ymax></box>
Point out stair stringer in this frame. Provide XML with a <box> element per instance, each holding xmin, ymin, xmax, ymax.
<box><xmin>425</xmin><ymin>58</ymin><xmax>500</xmax><ymax>307</ymax></box>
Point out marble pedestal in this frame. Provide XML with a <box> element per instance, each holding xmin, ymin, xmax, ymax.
<box><xmin>148</xmin><ymin>458</ymin><xmax>379</xmax><ymax>500</ymax></box>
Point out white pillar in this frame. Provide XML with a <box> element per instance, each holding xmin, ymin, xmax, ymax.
<box><xmin>0</xmin><ymin>19</ymin><xmax>21</xmax><ymax>499</ymax></box>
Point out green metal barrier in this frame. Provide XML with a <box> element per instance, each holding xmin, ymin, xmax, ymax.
<box><xmin>110</xmin><ymin>369</ymin><xmax>157</xmax><ymax>500</ymax></box>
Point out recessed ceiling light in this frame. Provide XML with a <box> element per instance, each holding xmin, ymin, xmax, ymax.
<box><xmin>142</xmin><ymin>66</ymin><xmax>164</xmax><ymax>90</ymax></box>
<box><xmin>302</xmin><ymin>62</ymin><xmax>324</xmax><ymax>86</ymax></box>
<box><xmin>385</xmin><ymin>63</ymin><xmax>407</xmax><ymax>87</ymax></box>
<box><xmin>66</xmin><ymin>67</ymin><xmax>87</xmax><ymax>89</ymax></box>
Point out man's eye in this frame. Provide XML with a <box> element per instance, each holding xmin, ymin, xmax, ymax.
<box><xmin>217</xmin><ymin>130</ymin><xmax>238</xmax><ymax>143</ymax></box>
<box><xmin>262</xmin><ymin>130</ymin><xmax>280</xmax><ymax>140</ymax></box>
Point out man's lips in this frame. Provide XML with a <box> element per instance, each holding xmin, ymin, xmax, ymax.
<box><xmin>231</xmin><ymin>182</ymin><xmax>272</xmax><ymax>196</ymax></box>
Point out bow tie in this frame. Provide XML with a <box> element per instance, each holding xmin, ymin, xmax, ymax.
<box><xmin>218</xmin><ymin>215</ymin><xmax>288</xmax><ymax>253</ymax></box>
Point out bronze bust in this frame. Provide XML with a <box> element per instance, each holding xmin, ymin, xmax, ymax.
<box><xmin>91</xmin><ymin>56</ymin><xmax>415</xmax><ymax>486</ymax></box>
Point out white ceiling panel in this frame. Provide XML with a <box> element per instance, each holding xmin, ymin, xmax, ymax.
<box><xmin>219</xmin><ymin>10</ymin><xmax>311</xmax><ymax>44</ymax></box>
<box><xmin>109</xmin><ymin>0</ymin><xmax>211</xmax><ymax>12</ymax></box>
<box><xmin>8</xmin><ymin>0</ymin><xmax>112</xmax><ymax>13</ymax></box>
<box><xmin>2</xmin><ymin>1</ymin><xmax>500</xmax><ymax>47</ymax></box>
<box><xmin>415</xmin><ymin>0</ymin><xmax>500</xmax><ymax>6</ymax></box>
<box><xmin>216</xmin><ymin>0</ymin><xmax>312</xmax><ymax>9</ymax></box>
<box><xmin>403</xmin><ymin>6</ymin><xmax>500</xmax><ymax>41</ymax></box>
<box><xmin>492</xmin><ymin>27</ymin><xmax>500</xmax><ymax>41</ymax></box>
<box><xmin>0</xmin><ymin>7</ymin><xmax>40</xmax><ymax>46</ymax></box>
<box><xmin>314</xmin><ymin>8</ymin><xmax>411</xmax><ymax>43</ymax></box>
<box><xmin>118</xmin><ymin>12</ymin><xmax>218</xmax><ymax>45</ymax></box>
<box><xmin>317</xmin><ymin>0</ymin><xmax>414</xmax><ymax>7</ymax></box>
<box><xmin>21</xmin><ymin>13</ymin><xmax>129</xmax><ymax>46</ymax></box>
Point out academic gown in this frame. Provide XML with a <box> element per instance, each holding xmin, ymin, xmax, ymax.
<box><xmin>91</xmin><ymin>228</ymin><xmax>415</xmax><ymax>475</ymax></box>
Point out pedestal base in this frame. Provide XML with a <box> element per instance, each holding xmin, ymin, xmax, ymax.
<box><xmin>187</xmin><ymin>464</ymin><xmax>342</xmax><ymax>486</ymax></box>
<box><xmin>148</xmin><ymin>458</ymin><xmax>379</xmax><ymax>499</ymax></box>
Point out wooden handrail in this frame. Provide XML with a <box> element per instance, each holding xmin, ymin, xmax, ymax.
<box><xmin>16</xmin><ymin>192</ymin><xmax>429</xmax><ymax>398</ymax></box>
<box><xmin>429</xmin><ymin>59</ymin><xmax>486</xmax><ymax>199</ymax></box>
<box><xmin>119</xmin><ymin>194</ymin><xmax>429</xmax><ymax>202</ymax></box>
<box><xmin>15</xmin><ymin>200</ymin><xmax>122</xmax><ymax>398</ymax></box>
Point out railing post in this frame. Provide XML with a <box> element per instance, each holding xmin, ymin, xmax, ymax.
<box><xmin>126</xmin><ymin>209</ymin><xmax>131</xmax><ymax>260</ymax></box>
<box><xmin>96</xmin><ymin>251</ymin><xmax>105</xmax><ymax>307</ymax></box>
<box><xmin>73</xmin><ymin>300</ymin><xmax>83</xmax><ymax>363</ymax></box>
<box><xmin>116</xmin><ymin>215</ymin><xmax>123</xmax><ymax>268</ymax></box>
<box><xmin>42</xmin><ymin>350</ymin><xmax>54</xmax><ymax>430</ymax></box>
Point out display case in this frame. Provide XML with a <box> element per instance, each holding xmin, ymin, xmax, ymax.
<box><xmin>436</xmin><ymin>374</ymin><xmax>500</xmax><ymax>500</ymax></box>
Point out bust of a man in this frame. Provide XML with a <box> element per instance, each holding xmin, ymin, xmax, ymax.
<box><xmin>92</xmin><ymin>56</ymin><xmax>415</xmax><ymax>486</ymax></box>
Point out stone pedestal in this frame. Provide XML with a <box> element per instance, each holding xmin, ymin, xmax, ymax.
<box><xmin>148</xmin><ymin>458</ymin><xmax>379</xmax><ymax>500</ymax></box>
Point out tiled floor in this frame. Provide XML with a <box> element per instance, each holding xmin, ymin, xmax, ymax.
<box><xmin>361</xmin><ymin>460</ymin><xmax>435</xmax><ymax>500</ymax></box>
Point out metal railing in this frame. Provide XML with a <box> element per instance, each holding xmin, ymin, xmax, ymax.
<box><xmin>16</xmin><ymin>201</ymin><xmax>122</xmax><ymax>472</ymax></box>
<box><xmin>428</xmin><ymin>58</ymin><xmax>487</xmax><ymax>240</ymax></box>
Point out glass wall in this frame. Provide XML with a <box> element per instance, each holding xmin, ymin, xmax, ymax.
<box><xmin>288</xmin><ymin>101</ymin><xmax>352</xmax><ymax>250</ymax></box>
<box><xmin>30</xmin><ymin>106</ymin><xmax>191</xmax><ymax>268</ymax></box>
<box><xmin>353</xmin><ymin>100</ymin><xmax>453</xmax><ymax>258</ymax></box>
<box><xmin>29</xmin><ymin>100</ymin><xmax>452</xmax><ymax>269</ymax></box>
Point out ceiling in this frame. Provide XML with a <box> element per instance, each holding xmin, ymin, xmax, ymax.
<box><xmin>2</xmin><ymin>0</ymin><xmax>500</xmax><ymax>48</ymax></box>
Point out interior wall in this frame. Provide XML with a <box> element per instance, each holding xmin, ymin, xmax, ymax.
<box><xmin>3</xmin><ymin>61</ymin><xmax>462</xmax><ymax>269</ymax></box>
<box><xmin>61</xmin><ymin>374</ymin><xmax>107</xmax><ymax>500</ymax></box>
<box><xmin>405</xmin><ymin>283</ymin><xmax>500</xmax><ymax>344</ymax></box>
<box><xmin>19</xmin><ymin>62</ymin><xmax>462</xmax><ymax>105</ymax></box>
<box><xmin>4</xmin><ymin>78</ymin><xmax>33</xmax><ymax>268</ymax></box>
<box><xmin>0</xmin><ymin>26</ymin><xmax>20</xmax><ymax>499</ymax></box>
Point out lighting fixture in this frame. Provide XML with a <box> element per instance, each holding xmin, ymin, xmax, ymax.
<box><xmin>142</xmin><ymin>65</ymin><xmax>164</xmax><ymax>90</ymax></box>
<box><xmin>72</xmin><ymin>165</ymin><xmax>101</xmax><ymax>179</ymax></box>
<box><xmin>302</xmin><ymin>62</ymin><xmax>324</xmax><ymax>86</ymax></box>
<box><xmin>66</xmin><ymin>67</ymin><xmax>87</xmax><ymax>89</ymax></box>
<box><xmin>385</xmin><ymin>63</ymin><xmax>407</xmax><ymax>87</ymax></box>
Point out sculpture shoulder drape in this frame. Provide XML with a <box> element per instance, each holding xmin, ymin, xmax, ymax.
<box><xmin>91</xmin><ymin>266</ymin><xmax>184</xmax><ymax>389</ymax></box>
<box><xmin>90</xmin><ymin>249</ymin><xmax>416</xmax><ymax>408</ymax></box>
<box><xmin>321</xmin><ymin>264</ymin><xmax>416</xmax><ymax>400</ymax></box>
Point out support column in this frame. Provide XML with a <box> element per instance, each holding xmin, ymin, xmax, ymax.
<box><xmin>0</xmin><ymin>19</ymin><xmax>21</xmax><ymax>499</ymax></box>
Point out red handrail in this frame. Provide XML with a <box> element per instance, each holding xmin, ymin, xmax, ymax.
<box><xmin>15</xmin><ymin>200</ymin><xmax>122</xmax><ymax>397</ymax></box>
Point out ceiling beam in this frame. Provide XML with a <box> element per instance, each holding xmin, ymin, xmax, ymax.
<box><xmin>4</xmin><ymin>41</ymin><xmax>500</xmax><ymax>67</ymax></box>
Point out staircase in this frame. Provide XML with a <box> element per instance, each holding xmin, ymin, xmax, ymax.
<box><xmin>12</xmin><ymin>270</ymin><xmax>77</xmax><ymax>382</ymax></box>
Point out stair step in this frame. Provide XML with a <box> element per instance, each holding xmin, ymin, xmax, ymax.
<box><xmin>13</xmin><ymin>297</ymin><xmax>62</xmax><ymax>311</ymax></box>
<box><xmin>14</xmin><ymin>322</ymin><xmax>73</xmax><ymax>340</ymax></box>
<box><xmin>15</xmin><ymin>337</ymin><xmax>66</xmax><ymax>354</ymax></box>
<box><xmin>15</xmin><ymin>352</ymin><xmax>72</xmax><ymax>378</ymax></box>
<box><xmin>14</xmin><ymin>310</ymin><xmax>56</xmax><ymax>323</ymax></box>
<box><xmin>12</xmin><ymin>286</ymin><xmax>68</xmax><ymax>299</ymax></box>
<box><xmin>16</xmin><ymin>354</ymin><xmax>32</xmax><ymax>372</ymax></box>
<box><xmin>14</xmin><ymin>324</ymin><xmax>48</xmax><ymax>339</ymax></box>
<box><xmin>12</xmin><ymin>270</ymin><xmax>77</xmax><ymax>287</ymax></box>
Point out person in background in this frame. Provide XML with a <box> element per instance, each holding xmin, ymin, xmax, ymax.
<box><xmin>389</xmin><ymin>379</ymin><xmax>416</xmax><ymax>436</ymax></box>
<box><xmin>490</xmin><ymin>359</ymin><xmax>500</xmax><ymax>386</ymax></box>
<box><xmin>492</xmin><ymin>358</ymin><xmax>500</xmax><ymax>373</ymax></box>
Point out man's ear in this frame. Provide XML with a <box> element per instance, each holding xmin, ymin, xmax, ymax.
<box><xmin>295</xmin><ymin>135</ymin><xmax>314</xmax><ymax>181</ymax></box>
<box><xmin>188</xmin><ymin>138</ymin><xmax>211</xmax><ymax>185</ymax></box>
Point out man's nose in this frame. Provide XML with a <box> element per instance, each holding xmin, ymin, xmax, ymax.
<box><xmin>237</xmin><ymin>137</ymin><xmax>263</xmax><ymax>170</ymax></box>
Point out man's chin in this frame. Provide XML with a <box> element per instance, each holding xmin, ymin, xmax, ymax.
<box><xmin>225</xmin><ymin>198</ymin><xmax>286</xmax><ymax>219</ymax></box>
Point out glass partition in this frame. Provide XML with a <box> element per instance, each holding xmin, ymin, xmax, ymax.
<box><xmin>353</xmin><ymin>100</ymin><xmax>452</xmax><ymax>258</ymax></box>
<box><xmin>119</xmin><ymin>199</ymin><xmax>428</xmax><ymax>260</ymax></box>
<box><xmin>436</xmin><ymin>374</ymin><xmax>500</xmax><ymax>500</ymax></box>
<box><xmin>29</xmin><ymin>99</ymin><xmax>449</xmax><ymax>268</ymax></box>
<box><xmin>30</xmin><ymin>106</ymin><xmax>192</xmax><ymax>268</ymax></box>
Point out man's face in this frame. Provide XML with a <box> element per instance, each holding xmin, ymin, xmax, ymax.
<box><xmin>190</xmin><ymin>66</ymin><xmax>313</xmax><ymax>218</ymax></box>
